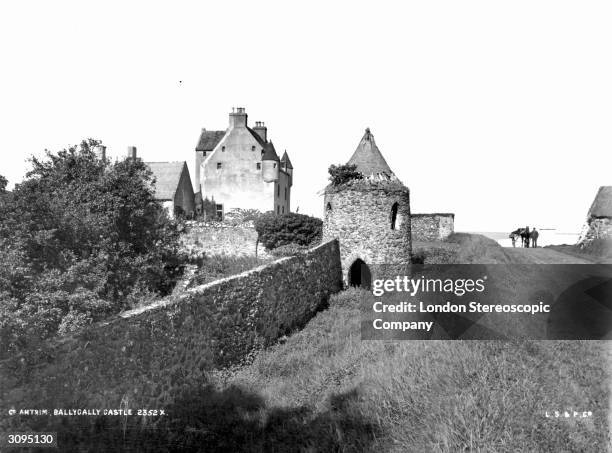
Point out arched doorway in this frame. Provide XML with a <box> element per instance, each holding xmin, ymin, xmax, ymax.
<box><xmin>348</xmin><ymin>259</ymin><xmax>372</xmax><ymax>289</ymax></box>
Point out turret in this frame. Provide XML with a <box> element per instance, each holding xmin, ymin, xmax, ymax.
<box><xmin>281</xmin><ymin>150</ymin><xmax>293</xmax><ymax>186</ymax></box>
<box><xmin>262</xmin><ymin>141</ymin><xmax>280</xmax><ymax>183</ymax></box>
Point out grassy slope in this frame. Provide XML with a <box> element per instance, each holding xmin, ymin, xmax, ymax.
<box><xmin>548</xmin><ymin>238</ymin><xmax>612</xmax><ymax>264</ymax></box>
<box><xmin>211</xmin><ymin>234</ymin><xmax>610</xmax><ymax>452</ymax></box>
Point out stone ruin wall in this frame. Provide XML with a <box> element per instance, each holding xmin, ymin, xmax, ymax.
<box><xmin>578</xmin><ymin>217</ymin><xmax>612</xmax><ymax>246</ymax></box>
<box><xmin>411</xmin><ymin>213</ymin><xmax>455</xmax><ymax>242</ymax></box>
<box><xmin>180</xmin><ymin>220</ymin><xmax>272</xmax><ymax>259</ymax></box>
<box><xmin>0</xmin><ymin>240</ymin><xmax>342</xmax><ymax>419</ymax></box>
<box><xmin>323</xmin><ymin>183</ymin><xmax>412</xmax><ymax>282</ymax></box>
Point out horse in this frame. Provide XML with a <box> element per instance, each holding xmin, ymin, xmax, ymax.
<box><xmin>509</xmin><ymin>228</ymin><xmax>529</xmax><ymax>247</ymax></box>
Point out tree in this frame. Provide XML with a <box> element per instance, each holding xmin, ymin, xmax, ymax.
<box><xmin>328</xmin><ymin>164</ymin><xmax>363</xmax><ymax>186</ymax></box>
<box><xmin>254</xmin><ymin>212</ymin><xmax>322</xmax><ymax>250</ymax></box>
<box><xmin>0</xmin><ymin>140</ymin><xmax>183</xmax><ymax>355</ymax></box>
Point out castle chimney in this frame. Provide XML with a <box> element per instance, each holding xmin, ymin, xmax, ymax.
<box><xmin>253</xmin><ymin>121</ymin><xmax>267</xmax><ymax>142</ymax></box>
<box><xmin>127</xmin><ymin>146</ymin><xmax>137</xmax><ymax>159</ymax></box>
<box><xmin>229</xmin><ymin>107</ymin><xmax>248</xmax><ymax>129</ymax></box>
<box><xmin>94</xmin><ymin>145</ymin><xmax>106</xmax><ymax>161</ymax></box>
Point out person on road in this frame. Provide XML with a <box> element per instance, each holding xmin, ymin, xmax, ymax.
<box><xmin>524</xmin><ymin>226</ymin><xmax>530</xmax><ymax>248</ymax></box>
<box><xmin>531</xmin><ymin>228</ymin><xmax>539</xmax><ymax>248</ymax></box>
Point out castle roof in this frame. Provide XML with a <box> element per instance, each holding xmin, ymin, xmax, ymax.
<box><xmin>346</xmin><ymin>128</ymin><xmax>396</xmax><ymax>180</ymax></box>
<box><xmin>262</xmin><ymin>141</ymin><xmax>280</xmax><ymax>161</ymax></box>
<box><xmin>588</xmin><ymin>186</ymin><xmax>612</xmax><ymax>218</ymax></box>
<box><xmin>281</xmin><ymin>151</ymin><xmax>293</xmax><ymax>169</ymax></box>
<box><xmin>196</xmin><ymin>129</ymin><xmax>226</xmax><ymax>152</ymax></box>
<box><xmin>145</xmin><ymin>161</ymin><xmax>190</xmax><ymax>201</ymax></box>
<box><xmin>247</xmin><ymin>127</ymin><xmax>267</xmax><ymax>146</ymax></box>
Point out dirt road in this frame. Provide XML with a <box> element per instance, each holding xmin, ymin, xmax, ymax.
<box><xmin>502</xmin><ymin>247</ymin><xmax>593</xmax><ymax>264</ymax></box>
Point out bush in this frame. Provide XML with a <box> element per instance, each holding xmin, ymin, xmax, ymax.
<box><xmin>328</xmin><ymin>164</ymin><xmax>363</xmax><ymax>186</ymax></box>
<box><xmin>0</xmin><ymin>140</ymin><xmax>182</xmax><ymax>356</ymax></box>
<box><xmin>224</xmin><ymin>208</ymin><xmax>263</xmax><ymax>226</ymax></box>
<box><xmin>254</xmin><ymin>212</ymin><xmax>322</xmax><ymax>250</ymax></box>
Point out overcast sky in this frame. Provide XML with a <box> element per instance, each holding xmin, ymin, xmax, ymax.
<box><xmin>1</xmin><ymin>1</ymin><xmax>610</xmax><ymax>232</ymax></box>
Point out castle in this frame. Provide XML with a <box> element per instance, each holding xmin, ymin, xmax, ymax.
<box><xmin>194</xmin><ymin>107</ymin><xmax>293</xmax><ymax>220</ymax></box>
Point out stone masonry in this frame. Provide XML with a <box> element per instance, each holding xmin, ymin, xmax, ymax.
<box><xmin>411</xmin><ymin>213</ymin><xmax>455</xmax><ymax>241</ymax></box>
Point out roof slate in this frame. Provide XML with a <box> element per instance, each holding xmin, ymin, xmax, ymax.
<box><xmin>262</xmin><ymin>141</ymin><xmax>280</xmax><ymax>161</ymax></box>
<box><xmin>145</xmin><ymin>161</ymin><xmax>189</xmax><ymax>201</ymax></box>
<box><xmin>247</xmin><ymin>127</ymin><xmax>267</xmax><ymax>146</ymax></box>
<box><xmin>196</xmin><ymin>130</ymin><xmax>226</xmax><ymax>152</ymax></box>
<box><xmin>280</xmin><ymin>151</ymin><xmax>293</xmax><ymax>169</ymax></box>
<box><xmin>346</xmin><ymin>128</ymin><xmax>395</xmax><ymax>180</ymax></box>
<box><xmin>588</xmin><ymin>186</ymin><xmax>612</xmax><ymax>218</ymax></box>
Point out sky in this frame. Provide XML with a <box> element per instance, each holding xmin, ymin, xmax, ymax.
<box><xmin>1</xmin><ymin>1</ymin><xmax>610</xmax><ymax>233</ymax></box>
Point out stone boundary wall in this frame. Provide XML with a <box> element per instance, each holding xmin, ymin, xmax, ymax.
<box><xmin>0</xmin><ymin>240</ymin><xmax>342</xmax><ymax>419</ymax></box>
<box><xmin>411</xmin><ymin>213</ymin><xmax>455</xmax><ymax>242</ymax></box>
<box><xmin>180</xmin><ymin>220</ymin><xmax>271</xmax><ymax>259</ymax></box>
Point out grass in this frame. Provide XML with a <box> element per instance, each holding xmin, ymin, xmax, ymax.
<box><xmin>413</xmin><ymin>232</ymin><xmax>511</xmax><ymax>264</ymax></box>
<box><xmin>212</xmin><ymin>288</ymin><xmax>609</xmax><ymax>452</ymax></box>
<box><xmin>186</xmin><ymin>254</ymin><xmax>270</xmax><ymax>288</ymax></box>
<box><xmin>9</xmin><ymin>234</ymin><xmax>610</xmax><ymax>451</ymax></box>
<box><xmin>548</xmin><ymin>238</ymin><xmax>612</xmax><ymax>263</ymax></box>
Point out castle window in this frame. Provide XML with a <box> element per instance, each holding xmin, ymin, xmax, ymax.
<box><xmin>284</xmin><ymin>187</ymin><xmax>287</xmax><ymax>200</ymax></box>
<box><xmin>391</xmin><ymin>202</ymin><xmax>399</xmax><ymax>230</ymax></box>
<box><xmin>215</xmin><ymin>204</ymin><xmax>224</xmax><ymax>221</ymax></box>
<box><xmin>202</xmin><ymin>152</ymin><xmax>207</xmax><ymax>157</ymax></box>
<box><xmin>256</xmin><ymin>162</ymin><xmax>261</xmax><ymax>170</ymax></box>
<box><xmin>282</xmin><ymin>206</ymin><xmax>285</xmax><ymax>213</ymax></box>
<box><xmin>277</xmin><ymin>185</ymin><xmax>280</xmax><ymax>197</ymax></box>
<box><xmin>326</xmin><ymin>202</ymin><xmax>332</xmax><ymax>212</ymax></box>
<box><xmin>222</xmin><ymin>146</ymin><xmax>226</xmax><ymax>152</ymax></box>
<box><xmin>251</xmin><ymin>146</ymin><xmax>256</xmax><ymax>151</ymax></box>
<box><xmin>217</xmin><ymin>162</ymin><xmax>222</xmax><ymax>170</ymax></box>
<box><xmin>277</xmin><ymin>205</ymin><xmax>280</xmax><ymax>214</ymax></box>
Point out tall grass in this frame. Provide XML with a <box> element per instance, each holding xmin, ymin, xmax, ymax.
<box><xmin>222</xmin><ymin>289</ymin><xmax>609</xmax><ymax>452</ymax></box>
<box><xmin>187</xmin><ymin>255</ymin><xmax>270</xmax><ymax>288</ymax></box>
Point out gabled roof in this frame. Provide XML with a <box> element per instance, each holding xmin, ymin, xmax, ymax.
<box><xmin>588</xmin><ymin>186</ymin><xmax>612</xmax><ymax>218</ymax></box>
<box><xmin>196</xmin><ymin>129</ymin><xmax>226</xmax><ymax>152</ymax></box>
<box><xmin>145</xmin><ymin>161</ymin><xmax>190</xmax><ymax>200</ymax></box>
<box><xmin>280</xmin><ymin>151</ymin><xmax>293</xmax><ymax>169</ymax></box>
<box><xmin>262</xmin><ymin>141</ymin><xmax>280</xmax><ymax>161</ymax></box>
<box><xmin>247</xmin><ymin>127</ymin><xmax>267</xmax><ymax>146</ymax></box>
<box><xmin>346</xmin><ymin>128</ymin><xmax>395</xmax><ymax>180</ymax></box>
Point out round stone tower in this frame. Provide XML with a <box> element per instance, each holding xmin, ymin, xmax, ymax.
<box><xmin>323</xmin><ymin>128</ymin><xmax>412</xmax><ymax>288</ymax></box>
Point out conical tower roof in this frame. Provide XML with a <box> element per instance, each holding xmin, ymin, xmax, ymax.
<box><xmin>262</xmin><ymin>141</ymin><xmax>279</xmax><ymax>161</ymax></box>
<box><xmin>280</xmin><ymin>150</ymin><xmax>293</xmax><ymax>169</ymax></box>
<box><xmin>346</xmin><ymin>128</ymin><xmax>396</xmax><ymax>180</ymax></box>
<box><xmin>588</xmin><ymin>186</ymin><xmax>612</xmax><ymax>218</ymax></box>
